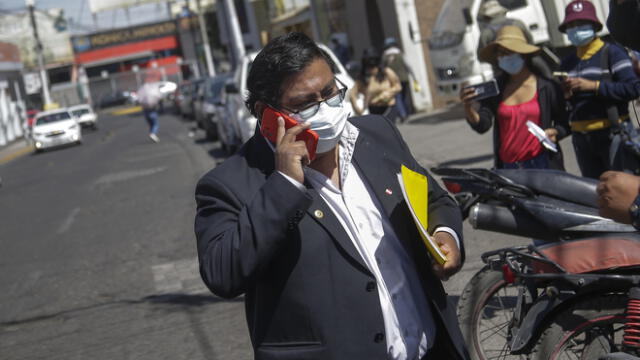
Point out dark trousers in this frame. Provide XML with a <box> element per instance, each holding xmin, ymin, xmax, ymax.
<box><xmin>572</xmin><ymin>128</ymin><xmax>612</xmax><ymax>179</ymax></box>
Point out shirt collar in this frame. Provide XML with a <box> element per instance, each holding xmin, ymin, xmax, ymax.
<box><xmin>304</xmin><ymin>121</ymin><xmax>360</xmax><ymax>191</ymax></box>
<box><xmin>577</xmin><ymin>37</ymin><xmax>605</xmax><ymax>60</ymax></box>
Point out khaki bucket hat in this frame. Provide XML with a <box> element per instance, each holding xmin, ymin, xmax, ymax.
<box><xmin>479</xmin><ymin>25</ymin><xmax>540</xmax><ymax>64</ymax></box>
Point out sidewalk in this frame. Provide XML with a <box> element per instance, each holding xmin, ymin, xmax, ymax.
<box><xmin>0</xmin><ymin>138</ymin><xmax>33</xmax><ymax>166</ymax></box>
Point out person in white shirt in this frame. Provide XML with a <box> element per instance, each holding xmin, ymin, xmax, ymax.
<box><xmin>136</xmin><ymin>72</ymin><xmax>163</xmax><ymax>143</ymax></box>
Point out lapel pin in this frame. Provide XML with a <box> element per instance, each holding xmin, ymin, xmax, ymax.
<box><xmin>314</xmin><ymin>210</ymin><xmax>324</xmax><ymax>219</ymax></box>
<box><xmin>385</xmin><ymin>188</ymin><xmax>393</xmax><ymax>195</ymax></box>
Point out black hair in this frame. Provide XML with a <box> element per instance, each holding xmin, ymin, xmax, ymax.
<box><xmin>360</xmin><ymin>47</ymin><xmax>386</xmax><ymax>84</ymax></box>
<box><xmin>245</xmin><ymin>32</ymin><xmax>338</xmax><ymax>117</ymax></box>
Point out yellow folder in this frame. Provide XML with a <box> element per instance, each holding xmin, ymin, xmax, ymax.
<box><xmin>397</xmin><ymin>165</ymin><xmax>448</xmax><ymax>265</ymax></box>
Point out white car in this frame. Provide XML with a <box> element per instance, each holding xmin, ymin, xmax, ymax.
<box><xmin>68</xmin><ymin>104</ymin><xmax>98</xmax><ymax>129</ymax></box>
<box><xmin>224</xmin><ymin>44</ymin><xmax>355</xmax><ymax>148</ymax></box>
<box><xmin>32</xmin><ymin>109</ymin><xmax>82</xmax><ymax>152</ymax></box>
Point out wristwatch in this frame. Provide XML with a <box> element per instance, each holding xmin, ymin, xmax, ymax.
<box><xmin>629</xmin><ymin>194</ymin><xmax>640</xmax><ymax>229</ymax></box>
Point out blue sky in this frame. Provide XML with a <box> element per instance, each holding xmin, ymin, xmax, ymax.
<box><xmin>0</xmin><ymin>0</ymin><xmax>175</xmax><ymax>34</ymax></box>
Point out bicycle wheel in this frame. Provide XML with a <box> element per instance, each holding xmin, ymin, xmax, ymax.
<box><xmin>458</xmin><ymin>265</ymin><xmax>527</xmax><ymax>359</ymax></box>
<box><xmin>533</xmin><ymin>294</ymin><xmax>627</xmax><ymax>360</ymax></box>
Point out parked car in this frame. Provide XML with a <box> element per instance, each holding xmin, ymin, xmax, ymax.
<box><xmin>173</xmin><ymin>82</ymin><xmax>188</xmax><ymax>115</ymax></box>
<box><xmin>193</xmin><ymin>74</ymin><xmax>232</xmax><ymax>140</ymax></box>
<box><xmin>31</xmin><ymin>109</ymin><xmax>82</xmax><ymax>152</ymax></box>
<box><xmin>215</xmin><ymin>78</ymin><xmax>239</xmax><ymax>154</ymax></box>
<box><xmin>98</xmin><ymin>91</ymin><xmax>136</xmax><ymax>109</ymax></box>
<box><xmin>68</xmin><ymin>104</ymin><xmax>98</xmax><ymax>130</ymax></box>
<box><xmin>178</xmin><ymin>79</ymin><xmax>204</xmax><ymax>120</ymax></box>
<box><xmin>224</xmin><ymin>43</ymin><xmax>355</xmax><ymax>148</ymax></box>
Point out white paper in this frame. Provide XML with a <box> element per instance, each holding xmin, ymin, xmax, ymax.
<box><xmin>526</xmin><ymin>120</ymin><xmax>558</xmax><ymax>153</ymax></box>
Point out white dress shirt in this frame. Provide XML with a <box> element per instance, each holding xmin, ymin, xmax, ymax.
<box><xmin>275</xmin><ymin>123</ymin><xmax>460</xmax><ymax>360</ymax></box>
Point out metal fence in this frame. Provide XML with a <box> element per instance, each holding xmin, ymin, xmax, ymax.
<box><xmin>86</xmin><ymin>61</ymin><xmax>199</xmax><ymax>108</ymax></box>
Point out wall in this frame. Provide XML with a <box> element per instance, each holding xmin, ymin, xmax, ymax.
<box><xmin>415</xmin><ymin>0</ymin><xmax>447</xmax><ymax>109</ymax></box>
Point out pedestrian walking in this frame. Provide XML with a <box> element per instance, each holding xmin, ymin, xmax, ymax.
<box><xmin>345</xmin><ymin>60</ymin><xmax>369</xmax><ymax>116</ymax></box>
<box><xmin>136</xmin><ymin>73</ymin><xmax>163</xmax><ymax>143</ymax></box>
<box><xmin>194</xmin><ymin>32</ymin><xmax>470</xmax><ymax>360</ymax></box>
<box><xmin>361</xmin><ymin>47</ymin><xmax>402</xmax><ymax>119</ymax></box>
<box><xmin>461</xmin><ymin>25</ymin><xmax>570</xmax><ymax>170</ymax></box>
<box><xmin>559</xmin><ymin>0</ymin><xmax>640</xmax><ymax>178</ymax></box>
<box><xmin>382</xmin><ymin>37</ymin><xmax>418</xmax><ymax>122</ymax></box>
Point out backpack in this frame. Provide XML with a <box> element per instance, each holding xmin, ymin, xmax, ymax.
<box><xmin>600</xmin><ymin>43</ymin><xmax>640</xmax><ymax>174</ymax></box>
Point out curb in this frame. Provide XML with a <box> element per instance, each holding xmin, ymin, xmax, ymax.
<box><xmin>0</xmin><ymin>142</ymin><xmax>34</xmax><ymax>166</ymax></box>
<box><xmin>111</xmin><ymin>106</ymin><xmax>142</xmax><ymax>116</ymax></box>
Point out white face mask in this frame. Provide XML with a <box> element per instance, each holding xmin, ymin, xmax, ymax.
<box><xmin>291</xmin><ymin>100</ymin><xmax>350</xmax><ymax>154</ymax></box>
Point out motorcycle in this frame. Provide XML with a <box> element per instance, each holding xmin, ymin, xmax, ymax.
<box><xmin>431</xmin><ymin>167</ymin><xmax>640</xmax><ymax>359</ymax></box>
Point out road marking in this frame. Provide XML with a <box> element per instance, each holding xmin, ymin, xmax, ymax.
<box><xmin>151</xmin><ymin>258</ymin><xmax>209</xmax><ymax>295</ymax></box>
<box><xmin>0</xmin><ymin>144</ymin><xmax>34</xmax><ymax>165</ymax></box>
<box><xmin>111</xmin><ymin>106</ymin><xmax>142</xmax><ymax>116</ymax></box>
<box><xmin>57</xmin><ymin>207</ymin><xmax>81</xmax><ymax>234</ymax></box>
<box><xmin>93</xmin><ymin>166</ymin><xmax>166</xmax><ymax>187</ymax></box>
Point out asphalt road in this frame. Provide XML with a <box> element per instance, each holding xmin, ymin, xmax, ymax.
<box><xmin>0</xmin><ymin>106</ymin><xmax>581</xmax><ymax>359</ymax></box>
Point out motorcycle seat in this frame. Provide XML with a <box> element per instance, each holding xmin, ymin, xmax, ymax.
<box><xmin>495</xmin><ymin>169</ymin><xmax>598</xmax><ymax>208</ymax></box>
<box><xmin>534</xmin><ymin>235</ymin><xmax>640</xmax><ymax>274</ymax></box>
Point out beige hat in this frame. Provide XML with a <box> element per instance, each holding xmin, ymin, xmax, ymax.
<box><xmin>479</xmin><ymin>25</ymin><xmax>540</xmax><ymax>64</ymax></box>
<box><xmin>479</xmin><ymin>0</ymin><xmax>508</xmax><ymax>19</ymax></box>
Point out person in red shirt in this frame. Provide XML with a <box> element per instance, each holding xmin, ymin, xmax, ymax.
<box><xmin>460</xmin><ymin>25</ymin><xmax>570</xmax><ymax>169</ymax></box>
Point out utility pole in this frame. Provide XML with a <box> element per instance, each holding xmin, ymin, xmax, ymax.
<box><xmin>26</xmin><ymin>0</ymin><xmax>52</xmax><ymax>107</ymax></box>
<box><xmin>223</xmin><ymin>0</ymin><xmax>245</xmax><ymax>69</ymax></box>
<box><xmin>196</xmin><ymin>0</ymin><xmax>215</xmax><ymax>76</ymax></box>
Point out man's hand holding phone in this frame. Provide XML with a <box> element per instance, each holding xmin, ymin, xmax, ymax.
<box><xmin>274</xmin><ymin>117</ymin><xmax>312</xmax><ymax>184</ymax></box>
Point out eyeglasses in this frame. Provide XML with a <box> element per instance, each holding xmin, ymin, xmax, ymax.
<box><xmin>279</xmin><ymin>77</ymin><xmax>347</xmax><ymax>120</ymax></box>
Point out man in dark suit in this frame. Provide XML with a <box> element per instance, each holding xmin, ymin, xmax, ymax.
<box><xmin>194</xmin><ymin>32</ymin><xmax>469</xmax><ymax>360</ymax></box>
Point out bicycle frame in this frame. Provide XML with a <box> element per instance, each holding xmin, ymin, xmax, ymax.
<box><xmin>482</xmin><ymin>245</ymin><xmax>640</xmax><ymax>354</ymax></box>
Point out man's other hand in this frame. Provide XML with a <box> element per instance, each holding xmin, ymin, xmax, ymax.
<box><xmin>431</xmin><ymin>232</ymin><xmax>462</xmax><ymax>281</ymax></box>
<box><xmin>597</xmin><ymin>171</ymin><xmax>640</xmax><ymax>224</ymax></box>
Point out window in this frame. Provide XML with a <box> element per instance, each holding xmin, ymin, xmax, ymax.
<box><xmin>498</xmin><ymin>0</ymin><xmax>528</xmax><ymax>11</ymax></box>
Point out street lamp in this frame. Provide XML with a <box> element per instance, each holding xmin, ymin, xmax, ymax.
<box><xmin>26</xmin><ymin>0</ymin><xmax>53</xmax><ymax>108</ymax></box>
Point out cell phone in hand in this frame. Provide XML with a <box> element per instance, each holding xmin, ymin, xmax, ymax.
<box><xmin>463</xmin><ymin>79</ymin><xmax>500</xmax><ymax>101</ymax></box>
<box><xmin>260</xmin><ymin>106</ymin><xmax>319</xmax><ymax>161</ymax></box>
<box><xmin>553</xmin><ymin>71</ymin><xmax>569</xmax><ymax>80</ymax></box>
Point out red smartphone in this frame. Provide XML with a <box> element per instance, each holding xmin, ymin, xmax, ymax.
<box><xmin>260</xmin><ymin>106</ymin><xmax>319</xmax><ymax>161</ymax></box>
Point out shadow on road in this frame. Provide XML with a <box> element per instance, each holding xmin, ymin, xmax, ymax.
<box><xmin>437</xmin><ymin>153</ymin><xmax>494</xmax><ymax>167</ymax></box>
<box><xmin>144</xmin><ymin>293</ymin><xmax>243</xmax><ymax>307</ymax></box>
<box><xmin>0</xmin><ymin>292</ymin><xmax>242</xmax><ymax>328</ymax></box>
<box><xmin>408</xmin><ymin>103</ymin><xmax>466</xmax><ymax>126</ymax></box>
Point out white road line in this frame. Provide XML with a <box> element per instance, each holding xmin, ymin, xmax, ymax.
<box><xmin>151</xmin><ymin>258</ymin><xmax>209</xmax><ymax>295</ymax></box>
<box><xmin>57</xmin><ymin>207</ymin><xmax>81</xmax><ymax>234</ymax></box>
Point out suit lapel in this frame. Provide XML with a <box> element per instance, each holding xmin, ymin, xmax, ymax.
<box><xmin>304</xmin><ymin>188</ymin><xmax>371</xmax><ymax>273</ymax></box>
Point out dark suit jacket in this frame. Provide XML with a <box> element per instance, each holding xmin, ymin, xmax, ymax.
<box><xmin>194</xmin><ymin>114</ymin><xmax>469</xmax><ymax>360</ymax></box>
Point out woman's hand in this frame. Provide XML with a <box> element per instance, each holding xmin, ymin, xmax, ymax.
<box><xmin>459</xmin><ymin>85</ymin><xmax>477</xmax><ymax>108</ymax></box>
<box><xmin>544</xmin><ymin>128</ymin><xmax>559</xmax><ymax>143</ymax></box>
<box><xmin>460</xmin><ymin>84</ymin><xmax>480</xmax><ymax>125</ymax></box>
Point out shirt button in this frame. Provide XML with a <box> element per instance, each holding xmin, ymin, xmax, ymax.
<box><xmin>366</xmin><ymin>281</ymin><xmax>376</xmax><ymax>292</ymax></box>
<box><xmin>374</xmin><ymin>332</ymin><xmax>384</xmax><ymax>343</ymax></box>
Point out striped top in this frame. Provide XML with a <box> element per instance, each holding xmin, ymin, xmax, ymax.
<box><xmin>560</xmin><ymin>38</ymin><xmax>640</xmax><ymax>124</ymax></box>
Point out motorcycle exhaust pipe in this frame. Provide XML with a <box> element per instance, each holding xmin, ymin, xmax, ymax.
<box><xmin>469</xmin><ymin>203</ymin><xmax>556</xmax><ymax>241</ymax></box>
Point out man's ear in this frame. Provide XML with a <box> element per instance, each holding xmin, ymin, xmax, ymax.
<box><xmin>254</xmin><ymin>101</ymin><xmax>266</xmax><ymax>121</ymax></box>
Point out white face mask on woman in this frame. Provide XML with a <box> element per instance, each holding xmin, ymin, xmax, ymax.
<box><xmin>291</xmin><ymin>100</ymin><xmax>350</xmax><ymax>154</ymax></box>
